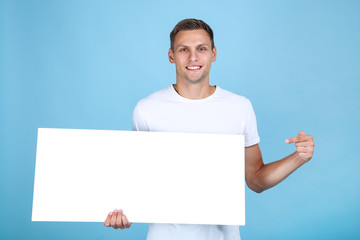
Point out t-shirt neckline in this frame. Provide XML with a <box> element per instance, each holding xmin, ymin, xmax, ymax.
<box><xmin>169</xmin><ymin>84</ymin><xmax>219</xmax><ymax>103</ymax></box>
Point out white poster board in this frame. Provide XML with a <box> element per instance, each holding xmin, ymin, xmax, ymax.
<box><xmin>32</xmin><ymin>128</ymin><xmax>245</xmax><ymax>225</ymax></box>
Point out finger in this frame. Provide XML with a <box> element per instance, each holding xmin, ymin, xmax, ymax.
<box><xmin>295</xmin><ymin>141</ymin><xmax>314</xmax><ymax>148</ymax></box>
<box><xmin>296</xmin><ymin>146</ymin><xmax>308</xmax><ymax>153</ymax></box>
<box><xmin>285</xmin><ymin>136</ymin><xmax>299</xmax><ymax>144</ymax></box>
<box><xmin>297</xmin><ymin>146</ymin><xmax>314</xmax><ymax>153</ymax></box>
<box><xmin>122</xmin><ymin>214</ymin><xmax>131</xmax><ymax>228</ymax></box>
<box><xmin>286</xmin><ymin>134</ymin><xmax>310</xmax><ymax>144</ymax></box>
<box><xmin>110</xmin><ymin>209</ymin><xmax>117</xmax><ymax>227</ymax></box>
<box><xmin>285</xmin><ymin>130</ymin><xmax>309</xmax><ymax>144</ymax></box>
<box><xmin>295</xmin><ymin>142</ymin><xmax>306</xmax><ymax>147</ymax></box>
<box><xmin>115</xmin><ymin>209</ymin><xmax>124</xmax><ymax>229</ymax></box>
<box><xmin>104</xmin><ymin>212</ymin><xmax>112</xmax><ymax>227</ymax></box>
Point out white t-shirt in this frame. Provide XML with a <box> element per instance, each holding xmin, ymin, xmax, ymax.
<box><xmin>132</xmin><ymin>85</ymin><xmax>260</xmax><ymax>240</ymax></box>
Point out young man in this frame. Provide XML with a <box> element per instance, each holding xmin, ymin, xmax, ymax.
<box><xmin>104</xmin><ymin>19</ymin><xmax>315</xmax><ymax>239</ymax></box>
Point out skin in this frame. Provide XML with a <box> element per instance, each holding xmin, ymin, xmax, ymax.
<box><xmin>104</xmin><ymin>29</ymin><xmax>315</xmax><ymax>229</ymax></box>
<box><xmin>169</xmin><ymin>29</ymin><xmax>217</xmax><ymax>100</ymax></box>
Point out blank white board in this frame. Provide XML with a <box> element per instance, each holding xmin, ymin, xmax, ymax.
<box><xmin>32</xmin><ymin>128</ymin><xmax>245</xmax><ymax>225</ymax></box>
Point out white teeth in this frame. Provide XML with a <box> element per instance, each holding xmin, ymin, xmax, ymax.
<box><xmin>187</xmin><ymin>66</ymin><xmax>201</xmax><ymax>70</ymax></box>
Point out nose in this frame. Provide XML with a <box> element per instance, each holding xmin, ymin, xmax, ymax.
<box><xmin>189</xmin><ymin>50</ymin><xmax>198</xmax><ymax>62</ymax></box>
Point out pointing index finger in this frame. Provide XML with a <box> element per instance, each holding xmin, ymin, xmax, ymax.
<box><xmin>285</xmin><ymin>132</ymin><xmax>308</xmax><ymax>144</ymax></box>
<box><xmin>285</xmin><ymin>137</ymin><xmax>297</xmax><ymax>144</ymax></box>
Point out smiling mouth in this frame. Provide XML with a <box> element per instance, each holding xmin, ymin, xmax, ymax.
<box><xmin>186</xmin><ymin>66</ymin><xmax>202</xmax><ymax>70</ymax></box>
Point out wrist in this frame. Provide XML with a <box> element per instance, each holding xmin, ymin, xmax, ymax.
<box><xmin>294</xmin><ymin>151</ymin><xmax>311</xmax><ymax>163</ymax></box>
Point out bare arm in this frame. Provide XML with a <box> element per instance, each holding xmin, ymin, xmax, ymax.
<box><xmin>245</xmin><ymin>131</ymin><xmax>314</xmax><ymax>193</ymax></box>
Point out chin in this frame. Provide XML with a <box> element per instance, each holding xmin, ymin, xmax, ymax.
<box><xmin>185</xmin><ymin>74</ymin><xmax>208</xmax><ymax>84</ymax></box>
<box><xmin>185</xmin><ymin>78</ymin><xmax>204</xmax><ymax>84</ymax></box>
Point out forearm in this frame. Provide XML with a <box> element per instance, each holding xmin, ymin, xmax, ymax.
<box><xmin>250</xmin><ymin>152</ymin><xmax>306</xmax><ymax>193</ymax></box>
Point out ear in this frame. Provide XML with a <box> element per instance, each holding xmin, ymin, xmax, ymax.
<box><xmin>212</xmin><ymin>46</ymin><xmax>217</xmax><ymax>62</ymax></box>
<box><xmin>168</xmin><ymin>48</ymin><xmax>175</xmax><ymax>64</ymax></box>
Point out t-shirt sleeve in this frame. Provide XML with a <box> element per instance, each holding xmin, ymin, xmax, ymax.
<box><xmin>132</xmin><ymin>102</ymin><xmax>148</xmax><ymax>131</ymax></box>
<box><xmin>244</xmin><ymin>99</ymin><xmax>260</xmax><ymax>147</ymax></box>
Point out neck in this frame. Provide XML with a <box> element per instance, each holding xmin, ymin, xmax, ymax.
<box><xmin>173</xmin><ymin>80</ymin><xmax>216</xmax><ymax>100</ymax></box>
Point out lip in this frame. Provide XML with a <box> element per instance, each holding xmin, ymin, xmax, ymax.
<box><xmin>186</xmin><ymin>65</ymin><xmax>202</xmax><ymax>71</ymax></box>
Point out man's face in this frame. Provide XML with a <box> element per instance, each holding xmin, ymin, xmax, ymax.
<box><xmin>168</xmin><ymin>29</ymin><xmax>216</xmax><ymax>84</ymax></box>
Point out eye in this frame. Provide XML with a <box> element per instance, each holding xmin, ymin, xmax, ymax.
<box><xmin>199</xmin><ymin>47</ymin><xmax>207</xmax><ymax>52</ymax></box>
<box><xmin>180</xmin><ymin>48</ymin><xmax>188</xmax><ymax>52</ymax></box>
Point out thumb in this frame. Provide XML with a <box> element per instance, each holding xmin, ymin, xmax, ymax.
<box><xmin>298</xmin><ymin>131</ymin><xmax>306</xmax><ymax>136</ymax></box>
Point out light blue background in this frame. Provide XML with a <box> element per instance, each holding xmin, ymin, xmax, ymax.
<box><xmin>1</xmin><ymin>0</ymin><xmax>359</xmax><ymax>239</ymax></box>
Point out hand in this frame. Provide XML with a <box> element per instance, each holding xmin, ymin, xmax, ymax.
<box><xmin>104</xmin><ymin>209</ymin><xmax>132</xmax><ymax>229</ymax></box>
<box><xmin>285</xmin><ymin>131</ymin><xmax>315</xmax><ymax>162</ymax></box>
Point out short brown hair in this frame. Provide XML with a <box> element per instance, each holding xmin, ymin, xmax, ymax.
<box><xmin>170</xmin><ymin>18</ymin><xmax>214</xmax><ymax>51</ymax></box>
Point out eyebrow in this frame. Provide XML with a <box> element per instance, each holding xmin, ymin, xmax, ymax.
<box><xmin>175</xmin><ymin>43</ymin><xmax>211</xmax><ymax>50</ymax></box>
